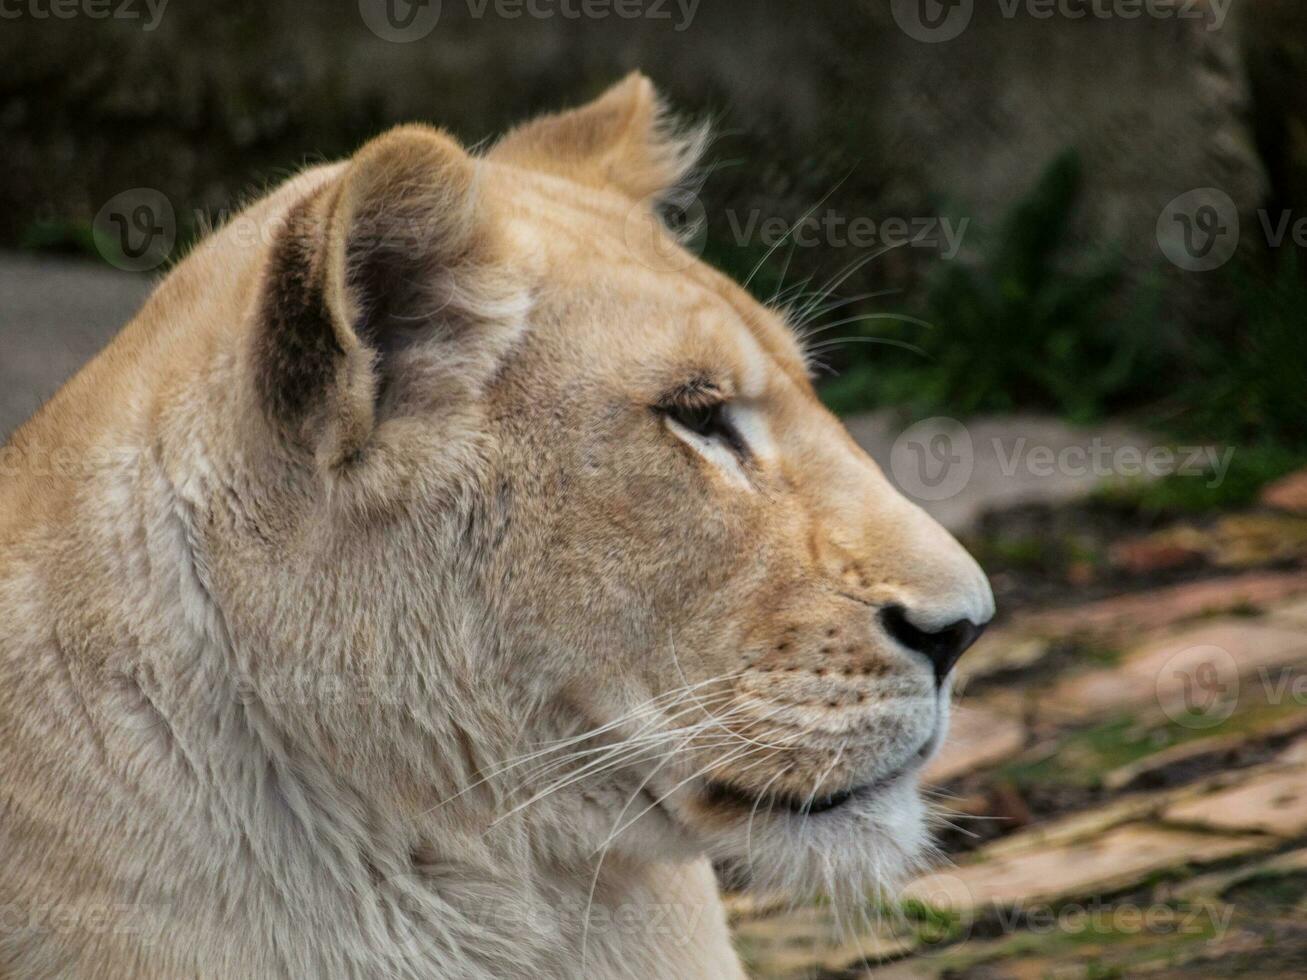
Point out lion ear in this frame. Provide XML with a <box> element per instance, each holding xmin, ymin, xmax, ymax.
<box><xmin>251</xmin><ymin>125</ymin><xmax>517</xmax><ymax>466</ymax></box>
<box><xmin>490</xmin><ymin>72</ymin><xmax>706</xmax><ymax>202</ymax></box>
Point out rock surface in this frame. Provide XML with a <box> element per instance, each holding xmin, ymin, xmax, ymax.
<box><xmin>0</xmin><ymin>253</ymin><xmax>151</xmax><ymax>440</ymax></box>
<box><xmin>1261</xmin><ymin>467</ymin><xmax>1307</xmax><ymax>515</ymax></box>
<box><xmin>904</xmin><ymin>823</ymin><xmax>1270</xmax><ymax>911</ymax></box>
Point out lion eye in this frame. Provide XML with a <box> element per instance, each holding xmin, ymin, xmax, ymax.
<box><xmin>668</xmin><ymin>402</ymin><xmax>725</xmax><ymax>438</ymax></box>
<box><xmin>663</xmin><ymin>400</ymin><xmax>748</xmax><ymax>456</ymax></box>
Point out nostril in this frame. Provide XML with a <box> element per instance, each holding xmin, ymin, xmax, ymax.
<box><xmin>880</xmin><ymin>605</ymin><xmax>985</xmax><ymax>685</ymax></box>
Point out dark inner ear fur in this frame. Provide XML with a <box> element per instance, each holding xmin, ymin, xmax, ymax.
<box><xmin>254</xmin><ymin>191</ymin><xmax>348</xmax><ymax>437</ymax></box>
<box><xmin>252</xmin><ymin>127</ymin><xmax>487</xmax><ymax>454</ymax></box>
<box><xmin>343</xmin><ymin>211</ymin><xmax>446</xmax><ymax>378</ymax></box>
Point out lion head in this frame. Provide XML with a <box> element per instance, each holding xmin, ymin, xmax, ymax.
<box><xmin>71</xmin><ymin>74</ymin><xmax>993</xmax><ymax>927</ymax></box>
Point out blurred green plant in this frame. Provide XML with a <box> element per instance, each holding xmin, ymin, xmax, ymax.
<box><xmin>814</xmin><ymin>149</ymin><xmax>1306</xmax><ymax>510</ymax></box>
<box><xmin>18</xmin><ymin>219</ymin><xmax>95</xmax><ymax>256</ymax></box>
<box><xmin>896</xmin><ymin>898</ymin><xmax>966</xmax><ymax>949</ymax></box>
<box><xmin>1169</xmin><ymin>250</ymin><xmax>1307</xmax><ymax>452</ymax></box>
<box><xmin>821</xmin><ymin>151</ymin><xmax>1164</xmax><ymax>423</ymax></box>
<box><xmin>1094</xmin><ymin>251</ymin><xmax>1307</xmax><ymax>515</ymax></box>
<box><xmin>1094</xmin><ymin>444</ymin><xmax>1303</xmax><ymax>516</ymax></box>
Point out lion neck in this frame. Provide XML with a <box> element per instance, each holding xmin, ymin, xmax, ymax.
<box><xmin>3</xmin><ymin>396</ymin><xmax>711</xmax><ymax>978</ymax></box>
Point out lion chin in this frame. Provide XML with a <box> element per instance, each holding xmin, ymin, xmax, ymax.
<box><xmin>597</xmin><ymin>729</ymin><xmax>940</xmax><ymax>909</ymax></box>
<box><xmin>0</xmin><ymin>71</ymin><xmax>991</xmax><ymax>980</ymax></box>
<box><xmin>726</xmin><ymin>774</ymin><xmax>933</xmax><ymax>904</ymax></box>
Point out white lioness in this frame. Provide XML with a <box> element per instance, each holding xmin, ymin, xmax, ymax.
<box><xmin>0</xmin><ymin>75</ymin><xmax>993</xmax><ymax>979</ymax></box>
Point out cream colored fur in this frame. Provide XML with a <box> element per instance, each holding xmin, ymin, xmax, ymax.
<box><xmin>0</xmin><ymin>75</ymin><xmax>993</xmax><ymax>979</ymax></box>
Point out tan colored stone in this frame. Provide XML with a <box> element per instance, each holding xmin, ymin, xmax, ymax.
<box><xmin>1209</xmin><ymin>514</ymin><xmax>1307</xmax><ymax>568</ymax></box>
<box><xmin>1023</xmin><ymin>571</ymin><xmax>1307</xmax><ymax>639</ymax></box>
<box><xmin>1164</xmin><ymin>761</ymin><xmax>1307</xmax><ymax>837</ymax></box>
<box><xmin>734</xmin><ymin>903</ymin><xmax>910</xmax><ymax>978</ymax></box>
<box><xmin>856</xmin><ymin>962</ymin><xmax>938</xmax><ymax>980</ymax></box>
<box><xmin>1100</xmin><ymin>516</ymin><xmax>1307</xmax><ymax>571</ymax></box>
<box><xmin>979</xmin><ymin>793</ymin><xmax>1170</xmax><ymax>861</ymax></box>
<box><xmin>722</xmin><ymin>890</ymin><xmax>791</xmax><ymax>923</ymax></box>
<box><xmin>992</xmin><ymin>750</ymin><xmax>1307</xmax><ymax>862</ymax></box>
<box><xmin>1261</xmin><ymin>467</ymin><xmax>1307</xmax><ymax>515</ymax></box>
<box><xmin>964</xmin><ymin>688</ymin><xmax>1029</xmax><ymax>722</ymax></box>
<box><xmin>903</xmin><ymin>824</ymin><xmax>1270</xmax><ymax>911</ymax></box>
<box><xmin>1109</xmin><ymin>530</ymin><xmax>1206</xmax><ymax>575</ymax></box>
<box><xmin>1271</xmin><ymin>595</ymin><xmax>1307</xmax><ymax>628</ymax></box>
<box><xmin>1105</xmin><ymin>715</ymin><xmax>1307</xmax><ymax>791</ymax></box>
<box><xmin>1045</xmin><ymin>619</ymin><xmax>1307</xmax><ymax>721</ymax></box>
<box><xmin>923</xmin><ymin>705</ymin><xmax>1026</xmax><ymax>785</ymax></box>
<box><xmin>859</xmin><ymin>921</ymin><xmax>1263</xmax><ymax>980</ymax></box>
<box><xmin>1278</xmin><ymin>735</ymin><xmax>1307</xmax><ymax>764</ymax></box>
<box><xmin>1168</xmin><ymin>846</ymin><xmax>1307</xmax><ymax>901</ymax></box>
<box><xmin>955</xmin><ymin>632</ymin><xmax>1050</xmax><ymax>685</ymax></box>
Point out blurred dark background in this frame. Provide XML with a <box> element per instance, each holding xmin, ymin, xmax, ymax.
<box><xmin>2</xmin><ymin>0</ymin><xmax>1306</xmax><ymax>515</ymax></box>
<box><xmin>3</xmin><ymin>1</ymin><xmax>1304</xmax><ymax>436</ymax></box>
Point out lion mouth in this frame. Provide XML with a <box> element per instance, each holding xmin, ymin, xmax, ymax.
<box><xmin>698</xmin><ymin>732</ymin><xmax>939</xmax><ymax>818</ymax></box>
<box><xmin>701</xmin><ymin>779</ymin><xmax>863</xmax><ymax>816</ymax></box>
<box><xmin>700</xmin><ymin>761</ymin><xmax>913</xmax><ymax>817</ymax></box>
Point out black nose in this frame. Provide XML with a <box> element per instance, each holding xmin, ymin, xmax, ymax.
<box><xmin>880</xmin><ymin>605</ymin><xmax>985</xmax><ymax>685</ymax></box>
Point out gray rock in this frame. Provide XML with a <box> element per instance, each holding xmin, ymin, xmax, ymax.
<box><xmin>0</xmin><ymin>253</ymin><xmax>151</xmax><ymax>441</ymax></box>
